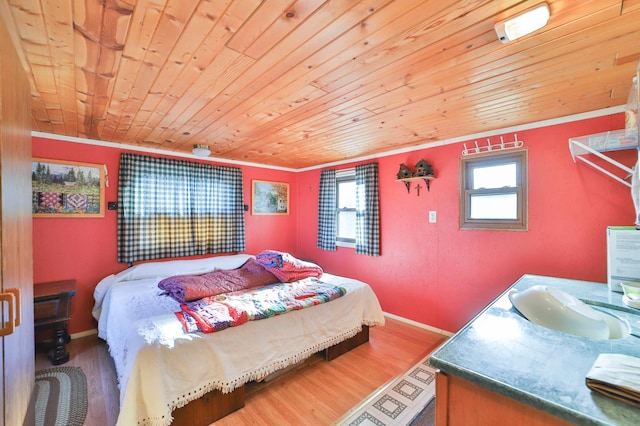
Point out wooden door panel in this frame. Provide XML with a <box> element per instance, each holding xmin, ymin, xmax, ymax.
<box><xmin>0</xmin><ymin>11</ymin><xmax>35</xmax><ymax>426</ymax></box>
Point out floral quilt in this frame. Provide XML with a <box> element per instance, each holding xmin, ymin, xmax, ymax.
<box><xmin>176</xmin><ymin>277</ymin><xmax>346</xmax><ymax>333</ymax></box>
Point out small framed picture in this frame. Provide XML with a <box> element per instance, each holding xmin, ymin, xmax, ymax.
<box><xmin>32</xmin><ymin>158</ymin><xmax>105</xmax><ymax>218</ymax></box>
<box><xmin>252</xmin><ymin>180</ymin><xmax>289</xmax><ymax>215</ymax></box>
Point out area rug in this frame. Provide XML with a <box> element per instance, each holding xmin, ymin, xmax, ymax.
<box><xmin>34</xmin><ymin>366</ymin><xmax>88</xmax><ymax>426</ymax></box>
<box><xmin>336</xmin><ymin>353</ymin><xmax>436</xmax><ymax>425</ymax></box>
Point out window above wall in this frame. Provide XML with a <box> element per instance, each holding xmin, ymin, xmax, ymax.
<box><xmin>317</xmin><ymin>163</ymin><xmax>380</xmax><ymax>256</ymax></box>
<box><xmin>336</xmin><ymin>168</ymin><xmax>356</xmax><ymax>248</ymax></box>
<box><xmin>117</xmin><ymin>153</ymin><xmax>246</xmax><ymax>263</ymax></box>
<box><xmin>459</xmin><ymin>150</ymin><xmax>528</xmax><ymax>231</ymax></box>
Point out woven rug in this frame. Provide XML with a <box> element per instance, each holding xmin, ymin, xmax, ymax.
<box><xmin>336</xmin><ymin>353</ymin><xmax>436</xmax><ymax>425</ymax></box>
<box><xmin>34</xmin><ymin>366</ymin><xmax>88</xmax><ymax>426</ymax></box>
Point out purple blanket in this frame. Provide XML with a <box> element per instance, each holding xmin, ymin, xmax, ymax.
<box><xmin>158</xmin><ymin>258</ymin><xmax>278</xmax><ymax>303</ymax></box>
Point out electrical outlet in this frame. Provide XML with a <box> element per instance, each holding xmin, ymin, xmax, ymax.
<box><xmin>429</xmin><ymin>211</ymin><xmax>437</xmax><ymax>223</ymax></box>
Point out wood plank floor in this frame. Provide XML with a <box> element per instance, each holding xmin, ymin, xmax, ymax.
<box><xmin>35</xmin><ymin>317</ymin><xmax>446</xmax><ymax>425</ymax></box>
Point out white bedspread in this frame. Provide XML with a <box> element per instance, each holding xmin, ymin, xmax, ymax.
<box><xmin>93</xmin><ymin>255</ymin><xmax>385</xmax><ymax>426</ymax></box>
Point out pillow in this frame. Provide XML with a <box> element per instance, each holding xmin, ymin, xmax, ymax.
<box><xmin>92</xmin><ymin>274</ymin><xmax>117</xmax><ymax>321</ymax></box>
<box><xmin>255</xmin><ymin>250</ymin><xmax>323</xmax><ymax>282</ymax></box>
<box><xmin>115</xmin><ymin>253</ymin><xmax>254</xmax><ymax>282</ymax></box>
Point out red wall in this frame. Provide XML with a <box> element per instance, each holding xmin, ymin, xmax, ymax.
<box><xmin>296</xmin><ymin>113</ymin><xmax>636</xmax><ymax>332</ymax></box>
<box><xmin>33</xmin><ymin>112</ymin><xmax>635</xmax><ymax>335</ymax></box>
<box><xmin>32</xmin><ymin>137</ymin><xmax>298</xmax><ymax>334</ymax></box>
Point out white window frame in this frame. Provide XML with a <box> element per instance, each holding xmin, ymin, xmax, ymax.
<box><xmin>459</xmin><ymin>150</ymin><xmax>528</xmax><ymax>231</ymax></box>
<box><xmin>336</xmin><ymin>168</ymin><xmax>356</xmax><ymax>248</ymax></box>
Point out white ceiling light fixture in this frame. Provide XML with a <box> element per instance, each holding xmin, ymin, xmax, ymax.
<box><xmin>192</xmin><ymin>144</ymin><xmax>211</xmax><ymax>157</ymax></box>
<box><xmin>495</xmin><ymin>3</ymin><xmax>550</xmax><ymax>44</ymax></box>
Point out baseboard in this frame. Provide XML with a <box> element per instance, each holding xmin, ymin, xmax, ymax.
<box><xmin>70</xmin><ymin>328</ymin><xmax>98</xmax><ymax>340</ymax></box>
<box><xmin>383</xmin><ymin>312</ymin><xmax>454</xmax><ymax>337</ymax></box>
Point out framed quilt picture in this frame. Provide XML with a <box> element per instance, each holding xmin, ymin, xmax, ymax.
<box><xmin>32</xmin><ymin>158</ymin><xmax>105</xmax><ymax>217</ymax></box>
<box><xmin>252</xmin><ymin>180</ymin><xmax>289</xmax><ymax>215</ymax></box>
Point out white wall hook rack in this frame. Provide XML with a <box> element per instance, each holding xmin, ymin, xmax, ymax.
<box><xmin>462</xmin><ymin>134</ymin><xmax>524</xmax><ymax>156</ymax></box>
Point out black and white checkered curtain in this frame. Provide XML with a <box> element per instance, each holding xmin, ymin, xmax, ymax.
<box><xmin>355</xmin><ymin>163</ymin><xmax>380</xmax><ymax>256</ymax></box>
<box><xmin>317</xmin><ymin>169</ymin><xmax>337</xmax><ymax>251</ymax></box>
<box><xmin>117</xmin><ymin>153</ymin><xmax>245</xmax><ymax>263</ymax></box>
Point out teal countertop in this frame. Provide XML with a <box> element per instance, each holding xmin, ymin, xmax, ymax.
<box><xmin>429</xmin><ymin>274</ymin><xmax>640</xmax><ymax>426</ymax></box>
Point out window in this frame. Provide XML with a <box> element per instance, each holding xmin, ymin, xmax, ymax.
<box><xmin>317</xmin><ymin>163</ymin><xmax>380</xmax><ymax>255</ymax></box>
<box><xmin>460</xmin><ymin>150</ymin><xmax>527</xmax><ymax>230</ymax></box>
<box><xmin>117</xmin><ymin>153</ymin><xmax>245</xmax><ymax>263</ymax></box>
<box><xmin>336</xmin><ymin>169</ymin><xmax>356</xmax><ymax>247</ymax></box>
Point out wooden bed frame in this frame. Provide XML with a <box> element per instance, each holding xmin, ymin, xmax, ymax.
<box><xmin>171</xmin><ymin>326</ymin><xmax>370</xmax><ymax>425</ymax></box>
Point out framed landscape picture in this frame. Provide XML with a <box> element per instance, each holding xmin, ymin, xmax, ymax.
<box><xmin>32</xmin><ymin>158</ymin><xmax>105</xmax><ymax>217</ymax></box>
<box><xmin>252</xmin><ymin>180</ymin><xmax>289</xmax><ymax>215</ymax></box>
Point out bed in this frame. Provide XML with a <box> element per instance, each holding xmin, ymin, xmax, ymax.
<box><xmin>92</xmin><ymin>253</ymin><xmax>385</xmax><ymax>426</ymax></box>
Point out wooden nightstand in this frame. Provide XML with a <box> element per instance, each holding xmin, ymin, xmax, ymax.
<box><xmin>34</xmin><ymin>279</ymin><xmax>76</xmax><ymax>365</ymax></box>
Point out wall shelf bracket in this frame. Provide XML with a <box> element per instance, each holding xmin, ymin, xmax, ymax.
<box><xmin>568</xmin><ymin>130</ymin><xmax>637</xmax><ymax>188</ymax></box>
<box><xmin>397</xmin><ymin>176</ymin><xmax>434</xmax><ymax>194</ymax></box>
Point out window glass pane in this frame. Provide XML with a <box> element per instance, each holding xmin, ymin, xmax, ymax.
<box><xmin>470</xmin><ymin>193</ymin><xmax>518</xmax><ymax>219</ymax></box>
<box><xmin>336</xmin><ymin>171</ymin><xmax>357</xmax><ymax>243</ymax></box>
<box><xmin>338</xmin><ymin>210</ymin><xmax>356</xmax><ymax>239</ymax></box>
<box><xmin>473</xmin><ymin>163</ymin><xmax>516</xmax><ymax>189</ymax></box>
<box><xmin>338</xmin><ymin>181</ymin><xmax>356</xmax><ymax>208</ymax></box>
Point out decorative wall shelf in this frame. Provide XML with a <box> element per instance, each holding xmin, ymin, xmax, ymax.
<box><xmin>568</xmin><ymin>130</ymin><xmax>637</xmax><ymax>188</ymax></box>
<box><xmin>396</xmin><ymin>159</ymin><xmax>435</xmax><ymax>196</ymax></box>
<box><xmin>397</xmin><ymin>176</ymin><xmax>435</xmax><ymax>195</ymax></box>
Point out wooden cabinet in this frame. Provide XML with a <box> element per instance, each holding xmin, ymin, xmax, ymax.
<box><xmin>0</xmin><ymin>11</ymin><xmax>35</xmax><ymax>426</ymax></box>
<box><xmin>34</xmin><ymin>280</ymin><xmax>77</xmax><ymax>365</ymax></box>
<box><xmin>435</xmin><ymin>372</ymin><xmax>572</xmax><ymax>426</ymax></box>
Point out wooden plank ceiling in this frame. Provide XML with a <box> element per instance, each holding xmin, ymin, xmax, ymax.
<box><xmin>2</xmin><ymin>0</ymin><xmax>640</xmax><ymax>169</ymax></box>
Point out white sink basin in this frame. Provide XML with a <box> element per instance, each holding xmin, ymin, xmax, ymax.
<box><xmin>595</xmin><ymin>308</ymin><xmax>631</xmax><ymax>339</ymax></box>
<box><xmin>508</xmin><ymin>285</ymin><xmax>630</xmax><ymax>340</ymax></box>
